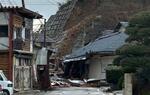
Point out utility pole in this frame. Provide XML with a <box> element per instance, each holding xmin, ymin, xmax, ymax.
<box><xmin>21</xmin><ymin>0</ymin><xmax>25</xmax><ymax>26</ymax></box>
<box><xmin>0</xmin><ymin>3</ymin><xmax>2</xmax><ymax>8</ymax></box>
<box><xmin>21</xmin><ymin>0</ymin><xmax>25</xmax><ymax>8</ymax></box>
<box><xmin>43</xmin><ymin>19</ymin><xmax>46</xmax><ymax>47</ymax></box>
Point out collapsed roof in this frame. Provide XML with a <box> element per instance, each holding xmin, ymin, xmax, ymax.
<box><xmin>64</xmin><ymin>22</ymin><xmax>128</xmax><ymax>62</ymax></box>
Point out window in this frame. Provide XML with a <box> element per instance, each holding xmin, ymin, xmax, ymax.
<box><xmin>25</xmin><ymin>28</ymin><xmax>30</xmax><ymax>40</ymax></box>
<box><xmin>15</xmin><ymin>27</ymin><xmax>22</xmax><ymax>38</ymax></box>
<box><xmin>0</xmin><ymin>75</ymin><xmax>3</xmax><ymax>81</ymax></box>
<box><xmin>0</xmin><ymin>25</ymin><xmax>8</xmax><ymax>37</ymax></box>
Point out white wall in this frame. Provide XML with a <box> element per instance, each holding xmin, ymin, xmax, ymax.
<box><xmin>88</xmin><ymin>55</ymin><xmax>116</xmax><ymax>79</ymax></box>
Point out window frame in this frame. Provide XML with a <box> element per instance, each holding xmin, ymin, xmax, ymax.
<box><xmin>0</xmin><ymin>25</ymin><xmax>8</xmax><ymax>37</ymax></box>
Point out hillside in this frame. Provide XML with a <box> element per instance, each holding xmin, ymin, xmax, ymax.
<box><xmin>46</xmin><ymin>0</ymin><xmax>150</xmax><ymax>57</ymax></box>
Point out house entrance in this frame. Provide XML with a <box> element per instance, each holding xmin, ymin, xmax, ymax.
<box><xmin>13</xmin><ymin>55</ymin><xmax>32</xmax><ymax>91</ymax></box>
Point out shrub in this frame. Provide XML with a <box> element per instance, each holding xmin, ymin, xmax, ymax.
<box><xmin>106</xmin><ymin>66</ymin><xmax>123</xmax><ymax>89</ymax></box>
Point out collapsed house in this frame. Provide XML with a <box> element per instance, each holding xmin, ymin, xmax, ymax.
<box><xmin>45</xmin><ymin>0</ymin><xmax>150</xmax><ymax>58</ymax></box>
<box><xmin>63</xmin><ymin>22</ymin><xmax>128</xmax><ymax>80</ymax></box>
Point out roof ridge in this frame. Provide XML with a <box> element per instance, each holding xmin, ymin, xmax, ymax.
<box><xmin>95</xmin><ymin>32</ymin><xmax>121</xmax><ymax>41</ymax></box>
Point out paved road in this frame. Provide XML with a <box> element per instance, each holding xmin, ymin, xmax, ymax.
<box><xmin>42</xmin><ymin>87</ymin><xmax>105</xmax><ymax>95</ymax></box>
<box><xmin>14</xmin><ymin>87</ymin><xmax>107</xmax><ymax>95</ymax></box>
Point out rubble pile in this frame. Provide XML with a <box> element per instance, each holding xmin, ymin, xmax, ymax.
<box><xmin>50</xmin><ymin>75</ymin><xmax>70</xmax><ymax>88</ymax></box>
<box><xmin>50</xmin><ymin>75</ymin><xmax>109</xmax><ymax>88</ymax></box>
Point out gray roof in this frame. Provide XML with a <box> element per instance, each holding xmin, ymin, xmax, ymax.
<box><xmin>45</xmin><ymin>0</ymin><xmax>78</xmax><ymax>41</ymax></box>
<box><xmin>66</xmin><ymin>32</ymin><xmax>128</xmax><ymax>59</ymax></box>
<box><xmin>34</xmin><ymin>33</ymin><xmax>55</xmax><ymax>43</ymax></box>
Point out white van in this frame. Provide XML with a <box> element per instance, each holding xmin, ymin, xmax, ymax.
<box><xmin>0</xmin><ymin>70</ymin><xmax>13</xmax><ymax>95</ymax></box>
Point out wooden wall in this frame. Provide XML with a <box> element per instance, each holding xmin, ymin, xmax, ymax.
<box><xmin>0</xmin><ymin>52</ymin><xmax>9</xmax><ymax>78</ymax></box>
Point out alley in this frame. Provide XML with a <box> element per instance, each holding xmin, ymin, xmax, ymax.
<box><xmin>14</xmin><ymin>87</ymin><xmax>107</xmax><ymax>95</ymax></box>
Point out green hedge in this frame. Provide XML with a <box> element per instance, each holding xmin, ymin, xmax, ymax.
<box><xmin>106</xmin><ymin>66</ymin><xmax>124</xmax><ymax>89</ymax></box>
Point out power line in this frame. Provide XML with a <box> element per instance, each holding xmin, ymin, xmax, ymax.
<box><xmin>12</xmin><ymin>0</ymin><xmax>18</xmax><ymax>6</ymax></box>
<box><xmin>7</xmin><ymin>0</ymin><xmax>14</xmax><ymax>6</ymax></box>
<box><xmin>0</xmin><ymin>0</ymin><xmax>14</xmax><ymax>6</ymax></box>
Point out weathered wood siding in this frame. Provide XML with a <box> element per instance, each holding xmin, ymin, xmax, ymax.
<box><xmin>23</xmin><ymin>40</ymin><xmax>30</xmax><ymax>51</ymax></box>
<box><xmin>13</xmin><ymin>55</ymin><xmax>33</xmax><ymax>90</ymax></box>
<box><xmin>0</xmin><ymin>52</ymin><xmax>9</xmax><ymax>78</ymax></box>
<box><xmin>23</xmin><ymin>18</ymin><xmax>33</xmax><ymax>51</ymax></box>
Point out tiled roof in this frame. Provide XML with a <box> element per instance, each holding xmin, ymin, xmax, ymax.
<box><xmin>46</xmin><ymin>0</ymin><xmax>78</xmax><ymax>41</ymax></box>
<box><xmin>66</xmin><ymin>31</ymin><xmax>128</xmax><ymax>59</ymax></box>
<box><xmin>64</xmin><ymin>22</ymin><xmax>128</xmax><ymax>60</ymax></box>
<box><xmin>0</xmin><ymin>6</ymin><xmax>42</xmax><ymax>18</ymax></box>
<box><xmin>33</xmin><ymin>33</ymin><xmax>55</xmax><ymax>43</ymax></box>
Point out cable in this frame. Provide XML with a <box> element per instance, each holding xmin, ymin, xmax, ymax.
<box><xmin>12</xmin><ymin>0</ymin><xmax>18</xmax><ymax>6</ymax></box>
<box><xmin>0</xmin><ymin>0</ymin><xmax>6</xmax><ymax>6</ymax></box>
<box><xmin>0</xmin><ymin>0</ymin><xmax>15</xmax><ymax>6</ymax></box>
<box><xmin>7</xmin><ymin>0</ymin><xmax>14</xmax><ymax>6</ymax></box>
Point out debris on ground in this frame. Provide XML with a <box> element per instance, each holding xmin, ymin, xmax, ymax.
<box><xmin>50</xmin><ymin>74</ymin><xmax>70</xmax><ymax>88</ymax></box>
<box><xmin>68</xmin><ymin>79</ymin><xmax>85</xmax><ymax>87</ymax></box>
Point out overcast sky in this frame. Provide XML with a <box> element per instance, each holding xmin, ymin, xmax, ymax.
<box><xmin>1</xmin><ymin>0</ymin><xmax>66</xmax><ymax>19</ymax></box>
<box><xmin>0</xmin><ymin>0</ymin><xmax>67</xmax><ymax>31</ymax></box>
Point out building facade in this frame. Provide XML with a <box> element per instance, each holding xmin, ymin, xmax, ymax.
<box><xmin>0</xmin><ymin>6</ymin><xmax>42</xmax><ymax>90</ymax></box>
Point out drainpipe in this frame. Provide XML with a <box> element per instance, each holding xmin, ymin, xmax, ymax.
<box><xmin>8</xmin><ymin>12</ymin><xmax>13</xmax><ymax>81</ymax></box>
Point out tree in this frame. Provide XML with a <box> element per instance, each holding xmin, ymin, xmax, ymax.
<box><xmin>114</xmin><ymin>11</ymin><xmax>150</xmax><ymax>94</ymax></box>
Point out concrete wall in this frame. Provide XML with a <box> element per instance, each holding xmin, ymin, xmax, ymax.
<box><xmin>124</xmin><ymin>73</ymin><xmax>133</xmax><ymax>95</ymax></box>
<box><xmin>88</xmin><ymin>55</ymin><xmax>116</xmax><ymax>79</ymax></box>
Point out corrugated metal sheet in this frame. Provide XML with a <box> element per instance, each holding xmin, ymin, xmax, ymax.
<box><xmin>45</xmin><ymin>0</ymin><xmax>78</xmax><ymax>42</ymax></box>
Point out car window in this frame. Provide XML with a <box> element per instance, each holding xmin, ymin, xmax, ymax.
<box><xmin>0</xmin><ymin>75</ymin><xmax>3</xmax><ymax>81</ymax></box>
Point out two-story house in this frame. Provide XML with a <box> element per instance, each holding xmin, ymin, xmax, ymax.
<box><xmin>0</xmin><ymin>6</ymin><xmax>42</xmax><ymax>90</ymax></box>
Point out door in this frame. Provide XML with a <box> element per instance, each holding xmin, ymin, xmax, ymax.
<box><xmin>14</xmin><ymin>58</ymin><xmax>32</xmax><ymax>91</ymax></box>
<box><xmin>14</xmin><ymin>66</ymin><xmax>32</xmax><ymax>90</ymax></box>
<box><xmin>23</xmin><ymin>66</ymin><xmax>32</xmax><ymax>90</ymax></box>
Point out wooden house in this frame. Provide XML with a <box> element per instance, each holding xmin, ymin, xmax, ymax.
<box><xmin>63</xmin><ymin>22</ymin><xmax>128</xmax><ymax>80</ymax></box>
<box><xmin>0</xmin><ymin>6</ymin><xmax>42</xmax><ymax>90</ymax></box>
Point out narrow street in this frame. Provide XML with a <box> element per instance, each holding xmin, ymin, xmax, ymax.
<box><xmin>14</xmin><ymin>87</ymin><xmax>107</xmax><ymax>95</ymax></box>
